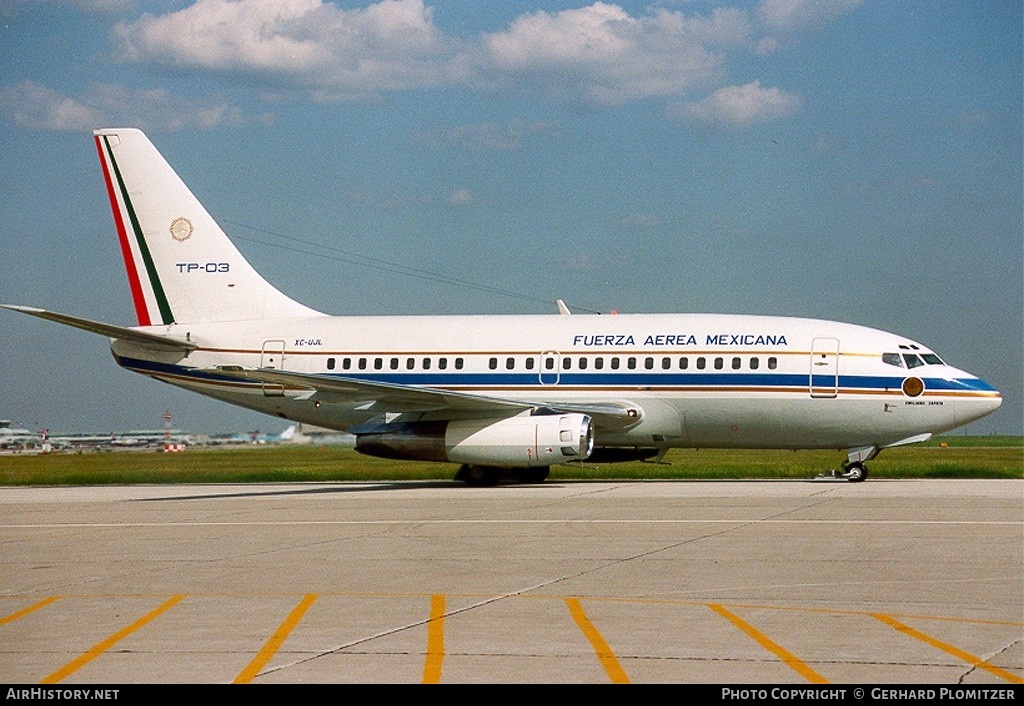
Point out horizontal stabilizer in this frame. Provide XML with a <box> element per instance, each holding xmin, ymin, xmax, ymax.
<box><xmin>1</xmin><ymin>305</ymin><xmax>197</xmax><ymax>352</ymax></box>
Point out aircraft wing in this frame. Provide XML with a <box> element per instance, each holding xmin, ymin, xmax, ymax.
<box><xmin>1</xmin><ymin>305</ymin><xmax>197</xmax><ymax>352</ymax></box>
<box><xmin>212</xmin><ymin>366</ymin><xmax>532</xmax><ymax>414</ymax></box>
<box><xmin>210</xmin><ymin>366</ymin><xmax>642</xmax><ymax>428</ymax></box>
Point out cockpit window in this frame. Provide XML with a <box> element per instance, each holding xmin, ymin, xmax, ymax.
<box><xmin>882</xmin><ymin>353</ymin><xmax>904</xmax><ymax>367</ymax></box>
<box><xmin>885</xmin><ymin>351</ymin><xmax>945</xmax><ymax>368</ymax></box>
<box><xmin>903</xmin><ymin>354</ymin><xmax>925</xmax><ymax>369</ymax></box>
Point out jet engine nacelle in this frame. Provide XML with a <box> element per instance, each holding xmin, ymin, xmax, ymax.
<box><xmin>355</xmin><ymin>413</ymin><xmax>594</xmax><ymax>467</ymax></box>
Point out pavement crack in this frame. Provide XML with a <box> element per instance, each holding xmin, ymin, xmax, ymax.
<box><xmin>958</xmin><ymin>636</ymin><xmax>1024</xmax><ymax>684</ymax></box>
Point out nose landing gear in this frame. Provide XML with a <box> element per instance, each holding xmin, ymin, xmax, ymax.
<box><xmin>840</xmin><ymin>461</ymin><xmax>868</xmax><ymax>482</ymax></box>
<box><xmin>816</xmin><ymin>446</ymin><xmax>877</xmax><ymax>482</ymax></box>
<box><xmin>816</xmin><ymin>461</ymin><xmax>869</xmax><ymax>482</ymax></box>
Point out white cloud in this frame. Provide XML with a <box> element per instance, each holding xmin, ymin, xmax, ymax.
<box><xmin>0</xmin><ymin>80</ymin><xmax>271</xmax><ymax>132</ymax></box>
<box><xmin>419</xmin><ymin>120</ymin><xmax>561</xmax><ymax>152</ymax></box>
<box><xmin>8</xmin><ymin>1</ymin><xmax>860</xmax><ymax>130</ymax></box>
<box><xmin>480</xmin><ymin>3</ymin><xmax>750</xmax><ymax>104</ymax></box>
<box><xmin>111</xmin><ymin>0</ymin><xmax>458</xmax><ymax>100</ymax></box>
<box><xmin>757</xmin><ymin>0</ymin><xmax>863</xmax><ymax>32</ymax></box>
<box><xmin>619</xmin><ymin>212</ymin><xmax>661</xmax><ymax>229</ymax></box>
<box><xmin>448</xmin><ymin>188</ymin><xmax>473</xmax><ymax>206</ymax></box>
<box><xmin>0</xmin><ymin>81</ymin><xmax>105</xmax><ymax>131</ymax></box>
<box><xmin>680</xmin><ymin>80</ymin><xmax>802</xmax><ymax>128</ymax></box>
<box><xmin>109</xmin><ymin>1</ymin><xmax>761</xmax><ymax>106</ymax></box>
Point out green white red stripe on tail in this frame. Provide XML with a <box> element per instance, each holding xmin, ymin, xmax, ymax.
<box><xmin>92</xmin><ymin>128</ymin><xmax>321</xmax><ymax>326</ymax></box>
<box><xmin>95</xmin><ymin>131</ymin><xmax>169</xmax><ymax>326</ymax></box>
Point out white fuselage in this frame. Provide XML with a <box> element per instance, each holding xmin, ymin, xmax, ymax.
<box><xmin>109</xmin><ymin>311</ymin><xmax>1001</xmax><ymax>453</ymax></box>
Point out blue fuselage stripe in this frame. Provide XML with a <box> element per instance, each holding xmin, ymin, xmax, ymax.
<box><xmin>115</xmin><ymin>356</ymin><xmax>996</xmax><ymax>394</ymax></box>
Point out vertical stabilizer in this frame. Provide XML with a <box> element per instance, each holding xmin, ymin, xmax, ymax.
<box><xmin>94</xmin><ymin>128</ymin><xmax>322</xmax><ymax>325</ymax></box>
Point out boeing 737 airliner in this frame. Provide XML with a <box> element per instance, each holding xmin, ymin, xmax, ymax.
<box><xmin>2</xmin><ymin>129</ymin><xmax>1002</xmax><ymax>484</ymax></box>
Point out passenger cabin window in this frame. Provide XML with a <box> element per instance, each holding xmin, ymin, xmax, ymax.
<box><xmin>767</xmin><ymin>357</ymin><xmax>778</xmax><ymax>370</ymax></box>
<box><xmin>327</xmin><ymin>358</ymin><xmax>336</xmax><ymax>370</ymax></box>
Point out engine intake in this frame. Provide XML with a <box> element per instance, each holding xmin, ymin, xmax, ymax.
<box><xmin>355</xmin><ymin>413</ymin><xmax>593</xmax><ymax>467</ymax></box>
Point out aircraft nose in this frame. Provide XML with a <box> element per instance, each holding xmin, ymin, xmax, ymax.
<box><xmin>983</xmin><ymin>389</ymin><xmax>1003</xmax><ymax>414</ymax></box>
<box><xmin>957</xmin><ymin>376</ymin><xmax>1002</xmax><ymax>425</ymax></box>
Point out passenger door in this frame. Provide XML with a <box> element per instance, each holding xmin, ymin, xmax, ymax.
<box><xmin>810</xmin><ymin>337</ymin><xmax>839</xmax><ymax>398</ymax></box>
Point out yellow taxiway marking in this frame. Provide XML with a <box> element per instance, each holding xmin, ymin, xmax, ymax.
<box><xmin>566</xmin><ymin>597</ymin><xmax>629</xmax><ymax>683</ymax></box>
<box><xmin>708</xmin><ymin>603</ymin><xmax>828</xmax><ymax>683</ymax></box>
<box><xmin>234</xmin><ymin>593</ymin><xmax>318</xmax><ymax>684</ymax></box>
<box><xmin>40</xmin><ymin>595</ymin><xmax>185</xmax><ymax>684</ymax></box>
<box><xmin>872</xmin><ymin>613</ymin><xmax>1024</xmax><ymax>684</ymax></box>
<box><xmin>1</xmin><ymin>596</ymin><xmax>60</xmax><ymax>626</ymax></box>
<box><xmin>422</xmin><ymin>594</ymin><xmax>446</xmax><ymax>684</ymax></box>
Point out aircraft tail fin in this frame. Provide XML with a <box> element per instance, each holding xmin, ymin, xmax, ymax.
<box><xmin>93</xmin><ymin>128</ymin><xmax>322</xmax><ymax>326</ymax></box>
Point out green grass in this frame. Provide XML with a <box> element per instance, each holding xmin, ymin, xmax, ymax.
<box><xmin>0</xmin><ymin>436</ymin><xmax>1020</xmax><ymax>485</ymax></box>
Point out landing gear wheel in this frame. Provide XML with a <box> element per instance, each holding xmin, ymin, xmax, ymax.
<box><xmin>842</xmin><ymin>461</ymin><xmax>868</xmax><ymax>483</ymax></box>
<box><xmin>457</xmin><ymin>465</ymin><xmax>500</xmax><ymax>487</ymax></box>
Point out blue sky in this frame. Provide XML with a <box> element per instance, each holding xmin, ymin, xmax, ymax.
<box><xmin>0</xmin><ymin>0</ymin><xmax>1020</xmax><ymax>437</ymax></box>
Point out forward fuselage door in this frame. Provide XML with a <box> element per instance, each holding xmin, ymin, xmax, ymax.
<box><xmin>260</xmin><ymin>339</ymin><xmax>286</xmax><ymax>396</ymax></box>
<box><xmin>810</xmin><ymin>337</ymin><xmax>839</xmax><ymax>398</ymax></box>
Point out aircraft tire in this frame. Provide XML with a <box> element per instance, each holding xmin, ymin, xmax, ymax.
<box><xmin>511</xmin><ymin>467</ymin><xmax>549</xmax><ymax>484</ymax></box>
<box><xmin>458</xmin><ymin>465</ymin><xmax>501</xmax><ymax>487</ymax></box>
<box><xmin>844</xmin><ymin>462</ymin><xmax>868</xmax><ymax>482</ymax></box>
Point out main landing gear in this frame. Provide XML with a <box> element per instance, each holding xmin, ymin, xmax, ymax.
<box><xmin>455</xmin><ymin>465</ymin><xmax>550</xmax><ymax>487</ymax></box>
